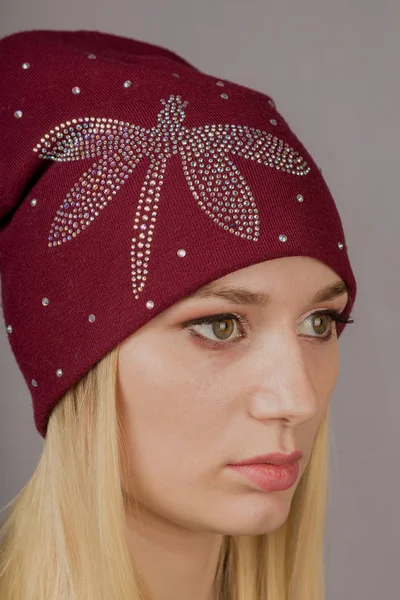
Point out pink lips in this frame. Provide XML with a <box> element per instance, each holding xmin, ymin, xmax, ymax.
<box><xmin>230</xmin><ymin>451</ymin><xmax>303</xmax><ymax>466</ymax></box>
<box><xmin>227</xmin><ymin>451</ymin><xmax>303</xmax><ymax>492</ymax></box>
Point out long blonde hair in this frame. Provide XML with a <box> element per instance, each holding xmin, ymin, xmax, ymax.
<box><xmin>0</xmin><ymin>344</ymin><xmax>330</xmax><ymax>600</ymax></box>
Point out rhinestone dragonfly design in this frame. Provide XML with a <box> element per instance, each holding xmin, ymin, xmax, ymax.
<box><xmin>33</xmin><ymin>95</ymin><xmax>311</xmax><ymax>300</ymax></box>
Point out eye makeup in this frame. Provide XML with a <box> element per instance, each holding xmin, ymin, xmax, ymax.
<box><xmin>181</xmin><ymin>308</ymin><xmax>354</xmax><ymax>350</ymax></box>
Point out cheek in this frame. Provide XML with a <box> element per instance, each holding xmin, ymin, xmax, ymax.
<box><xmin>315</xmin><ymin>344</ymin><xmax>340</xmax><ymax>396</ymax></box>
<box><xmin>117</xmin><ymin>341</ymin><xmax>229</xmax><ymax>494</ymax></box>
<box><xmin>305</xmin><ymin>342</ymin><xmax>340</xmax><ymax>422</ymax></box>
<box><xmin>295</xmin><ymin>346</ymin><xmax>340</xmax><ymax>471</ymax></box>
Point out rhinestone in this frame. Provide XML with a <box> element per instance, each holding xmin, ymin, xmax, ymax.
<box><xmin>338</xmin><ymin>242</ymin><xmax>344</xmax><ymax>250</ymax></box>
<box><xmin>6</xmin><ymin>325</ymin><xmax>12</xmax><ymax>334</ymax></box>
<box><xmin>279</xmin><ymin>235</ymin><xmax>287</xmax><ymax>242</ymax></box>
<box><xmin>88</xmin><ymin>53</ymin><xmax>96</xmax><ymax>59</ymax></box>
<box><xmin>270</xmin><ymin>119</ymin><xmax>277</xmax><ymax>126</ymax></box>
<box><xmin>42</xmin><ymin>297</ymin><xmax>49</xmax><ymax>306</ymax></box>
<box><xmin>31</xmin><ymin>198</ymin><xmax>37</xmax><ymax>207</ymax></box>
<box><xmin>268</xmin><ymin>99</ymin><xmax>275</xmax><ymax>108</ymax></box>
<box><xmin>172</xmin><ymin>73</ymin><xmax>180</xmax><ymax>78</ymax></box>
<box><xmin>88</xmin><ymin>314</ymin><xmax>96</xmax><ymax>322</ymax></box>
<box><xmin>22</xmin><ymin>62</ymin><xmax>30</xmax><ymax>69</ymax></box>
<box><xmin>14</xmin><ymin>110</ymin><xmax>23</xmax><ymax>118</ymax></box>
<box><xmin>296</xmin><ymin>194</ymin><xmax>304</xmax><ymax>202</ymax></box>
<box><xmin>146</xmin><ymin>300</ymin><xmax>154</xmax><ymax>309</ymax></box>
<box><xmin>56</xmin><ymin>369</ymin><xmax>63</xmax><ymax>377</ymax></box>
<box><xmin>221</xmin><ymin>94</ymin><xmax>229</xmax><ymax>99</ymax></box>
<box><xmin>177</xmin><ymin>248</ymin><xmax>186</xmax><ymax>257</ymax></box>
<box><xmin>123</xmin><ymin>80</ymin><xmax>132</xmax><ymax>88</ymax></box>
<box><xmin>216</xmin><ymin>81</ymin><xmax>224</xmax><ymax>87</ymax></box>
<box><xmin>72</xmin><ymin>87</ymin><xmax>81</xmax><ymax>95</ymax></box>
<box><xmin>37</xmin><ymin>95</ymin><xmax>311</xmax><ymax>301</ymax></box>
<box><xmin>31</xmin><ymin>379</ymin><xmax>38</xmax><ymax>387</ymax></box>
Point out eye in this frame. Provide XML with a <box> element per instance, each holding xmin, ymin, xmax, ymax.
<box><xmin>182</xmin><ymin>309</ymin><xmax>354</xmax><ymax>349</ymax></box>
<box><xmin>183</xmin><ymin>313</ymin><xmax>246</xmax><ymax>346</ymax></box>
<box><xmin>296</xmin><ymin>308</ymin><xmax>354</xmax><ymax>340</ymax></box>
<box><xmin>297</xmin><ymin>311</ymin><xmax>335</xmax><ymax>340</ymax></box>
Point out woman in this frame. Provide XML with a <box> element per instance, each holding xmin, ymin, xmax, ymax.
<box><xmin>0</xmin><ymin>29</ymin><xmax>356</xmax><ymax>600</ymax></box>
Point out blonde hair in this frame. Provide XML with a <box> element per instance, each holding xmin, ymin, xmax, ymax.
<box><xmin>0</xmin><ymin>344</ymin><xmax>330</xmax><ymax>600</ymax></box>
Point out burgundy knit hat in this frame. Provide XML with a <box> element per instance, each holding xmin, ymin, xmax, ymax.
<box><xmin>0</xmin><ymin>29</ymin><xmax>357</xmax><ymax>438</ymax></box>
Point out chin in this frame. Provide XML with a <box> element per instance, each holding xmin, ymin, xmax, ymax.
<box><xmin>209</xmin><ymin>493</ymin><xmax>294</xmax><ymax>536</ymax></box>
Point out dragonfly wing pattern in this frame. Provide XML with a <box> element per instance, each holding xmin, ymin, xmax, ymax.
<box><xmin>180</xmin><ymin>129</ymin><xmax>260</xmax><ymax>241</ymax></box>
<box><xmin>224</xmin><ymin>125</ymin><xmax>310</xmax><ymax>175</ymax></box>
<box><xmin>181</xmin><ymin>122</ymin><xmax>310</xmax><ymax>243</ymax></box>
<box><xmin>33</xmin><ymin>118</ymin><xmax>150</xmax><ymax>247</ymax></box>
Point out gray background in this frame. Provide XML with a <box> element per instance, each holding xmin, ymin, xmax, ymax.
<box><xmin>0</xmin><ymin>1</ymin><xmax>399</xmax><ymax>598</ymax></box>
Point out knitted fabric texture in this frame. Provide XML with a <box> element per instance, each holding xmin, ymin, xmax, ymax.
<box><xmin>0</xmin><ymin>29</ymin><xmax>357</xmax><ymax>438</ymax></box>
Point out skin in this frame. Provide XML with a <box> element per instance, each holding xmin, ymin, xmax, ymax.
<box><xmin>117</xmin><ymin>256</ymin><xmax>349</xmax><ymax>600</ymax></box>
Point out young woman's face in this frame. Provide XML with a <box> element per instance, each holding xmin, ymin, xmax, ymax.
<box><xmin>117</xmin><ymin>256</ymin><xmax>349</xmax><ymax>535</ymax></box>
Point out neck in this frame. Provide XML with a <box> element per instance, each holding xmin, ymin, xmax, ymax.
<box><xmin>125</xmin><ymin>505</ymin><xmax>224</xmax><ymax>600</ymax></box>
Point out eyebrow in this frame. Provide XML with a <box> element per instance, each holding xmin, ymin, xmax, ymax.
<box><xmin>188</xmin><ymin>280</ymin><xmax>349</xmax><ymax>308</ymax></box>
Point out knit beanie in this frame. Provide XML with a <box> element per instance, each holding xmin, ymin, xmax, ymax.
<box><xmin>0</xmin><ymin>29</ymin><xmax>357</xmax><ymax>437</ymax></box>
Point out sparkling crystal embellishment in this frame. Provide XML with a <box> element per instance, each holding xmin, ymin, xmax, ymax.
<box><xmin>22</xmin><ymin>62</ymin><xmax>30</xmax><ymax>69</ymax></box>
<box><xmin>31</xmin><ymin>198</ymin><xmax>37</xmax><ymax>207</ymax></box>
<box><xmin>221</xmin><ymin>94</ymin><xmax>229</xmax><ymax>99</ymax></box>
<box><xmin>72</xmin><ymin>87</ymin><xmax>81</xmax><ymax>95</ymax></box>
<box><xmin>146</xmin><ymin>301</ymin><xmax>154</xmax><ymax>309</ymax></box>
<box><xmin>270</xmin><ymin>119</ymin><xmax>277</xmax><ymax>126</ymax></box>
<box><xmin>172</xmin><ymin>73</ymin><xmax>180</xmax><ymax>78</ymax></box>
<box><xmin>279</xmin><ymin>235</ymin><xmax>287</xmax><ymax>242</ymax></box>
<box><xmin>14</xmin><ymin>110</ymin><xmax>23</xmax><ymax>118</ymax></box>
<box><xmin>177</xmin><ymin>249</ymin><xmax>186</xmax><ymax>257</ymax></box>
<box><xmin>7</xmin><ymin>325</ymin><xmax>12</xmax><ymax>334</ymax></box>
<box><xmin>34</xmin><ymin>95</ymin><xmax>311</xmax><ymax>300</ymax></box>
<box><xmin>88</xmin><ymin>314</ymin><xmax>96</xmax><ymax>322</ymax></box>
<box><xmin>268</xmin><ymin>99</ymin><xmax>275</xmax><ymax>108</ymax></box>
<box><xmin>338</xmin><ymin>242</ymin><xmax>344</xmax><ymax>250</ymax></box>
<box><xmin>123</xmin><ymin>81</ymin><xmax>132</xmax><ymax>88</ymax></box>
<box><xmin>31</xmin><ymin>379</ymin><xmax>38</xmax><ymax>387</ymax></box>
<box><xmin>296</xmin><ymin>194</ymin><xmax>304</xmax><ymax>202</ymax></box>
<box><xmin>88</xmin><ymin>54</ymin><xmax>96</xmax><ymax>59</ymax></box>
<box><xmin>42</xmin><ymin>297</ymin><xmax>49</xmax><ymax>306</ymax></box>
<box><xmin>216</xmin><ymin>81</ymin><xmax>225</xmax><ymax>87</ymax></box>
<box><xmin>56</xmin><ymin>369</ymin><xmax>63</xmax><ymax>377</ymax></box>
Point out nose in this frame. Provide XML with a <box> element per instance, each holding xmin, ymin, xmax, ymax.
<box><xmin>245</xmin><ymin>328</ymin><xmax>321</xmax><ymax>427</ymax></box>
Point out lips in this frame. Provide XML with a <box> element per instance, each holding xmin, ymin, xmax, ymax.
<box><xmin>229</xmin><ymin>450</ymin><xmax>303</xmax><ymax>466</ymax></box>
<box><xmin>227</xmin><ymin>462</ymin><xmax>300</xmax><ymax>492</ymax></box>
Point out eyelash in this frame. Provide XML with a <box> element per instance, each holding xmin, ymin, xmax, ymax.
<box><xmin>183</xmin><ymin>309</ymin><xmax>354</xmax><ymax>349</ymax></box>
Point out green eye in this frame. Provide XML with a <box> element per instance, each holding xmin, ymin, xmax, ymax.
<box><xmin>310</xmin><ymin>313</ymin><xmax>331</xmax><ymax>336</ymax></box>
<box><xmin>191</xmin><ymin>315</ymin><xmax>242</xmax><ymax>342</ymax></box>
<box><xmin>183</xmin><ymin>309</ymin><xmax>354</xmax><ymax>348</ymax></box>
<box><xmin>203</xmin><ymin>318</ymin><xmax>234</xmax><ymax>340</ymax></box>
<box><xmin>297</xmin><ymin>311</ymin><xmax>339</xmax><ymax>339</ymax></box>
<box><xmin>183</xmin><ymin>313</ymin><xmax>246</xmax><ymax>345</ymax></box>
